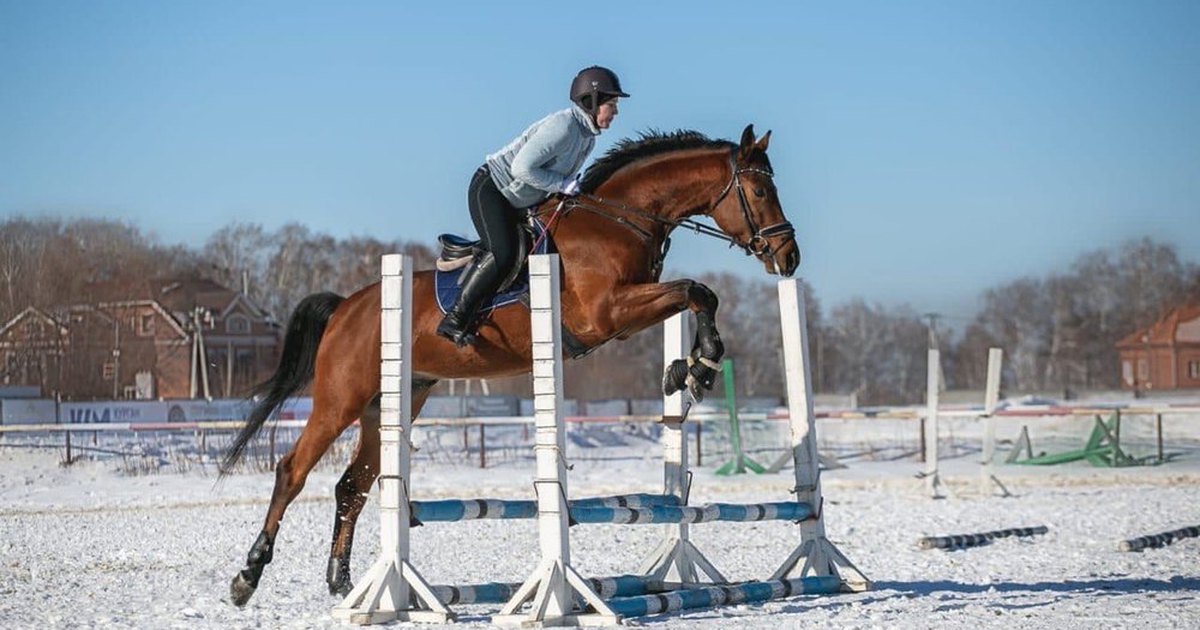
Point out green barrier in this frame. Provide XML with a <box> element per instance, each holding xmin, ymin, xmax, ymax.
<box><xmin>1011</xmin><ymin>412</ymin><xmax>1156</xmax><ymax>468</ymax></box>
<box><xmin>715</xmin><ymin>358</ymin><xmax>767</xmax><ymax>476</ymax></box>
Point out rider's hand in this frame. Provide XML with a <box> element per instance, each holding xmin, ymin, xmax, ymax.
<box><xmin>560</xmin><ymin>174</ymin><xmax>582</xmax><ymax>197</ymax></box>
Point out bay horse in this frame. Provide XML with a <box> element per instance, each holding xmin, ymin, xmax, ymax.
<box><xmin>224</xmin><ymin>125</ymin><xmax>799</xmax><ymax>607</ymax></box>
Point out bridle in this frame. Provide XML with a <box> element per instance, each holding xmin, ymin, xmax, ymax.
<box><xmin>549</xmin><ymin>148</ymin><xmax>795</xmax><ymax>261</ymax></box>
<box><xmin>709</xmin><ymin>149</ymin><xmax>794</xmax><ymax>258</ymax></box>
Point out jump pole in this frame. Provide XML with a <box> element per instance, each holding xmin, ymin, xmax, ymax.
<box><xmin>333</xmin><ymin>254</ymin><xmax>452</xmax><ymax>624</ymax></box>
<box><xmin>917</xmin><ymin>526</ymin><xmax>1048</xmax><ymax>550</ymax></box>
<box><xmin>493</xmin><ymin>254</ymin><xmax>618</xmax><ymax>627</ymax></box>
<box><xmin>1118</xmin><ymin>525</ymin><xmax>1200</xmax><ymax>552</ymax></box>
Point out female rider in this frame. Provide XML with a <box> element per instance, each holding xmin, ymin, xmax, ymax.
<box><xmin>437</xmin><ymin>66</ymin><xmax>629</xmax><ymax>347</ymax></box>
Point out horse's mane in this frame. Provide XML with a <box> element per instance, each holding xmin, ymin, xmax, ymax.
<box><xmin>581</xmin><ymin>129</ymin><xmax>734</xmax><ymax>192</ymax></box>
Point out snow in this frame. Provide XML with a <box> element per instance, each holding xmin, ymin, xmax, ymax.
<box><xmin>1</xmin><ymin>421</ymin><xmax>1198</xmax><ymax>629</ymax></box>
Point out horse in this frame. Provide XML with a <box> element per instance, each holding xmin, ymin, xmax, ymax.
<box><xmin>224</xmin><ymin>124</ymin><xmax>799</xmax><ymax>607</ymax></box>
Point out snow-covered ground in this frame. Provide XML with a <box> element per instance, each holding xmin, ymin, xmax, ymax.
<box><xmin>2</xmin><ymin>423</ymin><xmax>1198</xmax><ymax>629</ymax></box>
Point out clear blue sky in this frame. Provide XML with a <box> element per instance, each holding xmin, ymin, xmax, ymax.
<box><xmin>2</xmin><ymin>1</ymin><xmax>1198</xmax><ymax>321</ymax></box>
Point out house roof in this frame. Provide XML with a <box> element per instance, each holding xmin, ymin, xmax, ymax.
<box><xmin>0</xmin><ymin>306</ymin><xmax>69</xmax><ymax>338</ymax></box>
<box><xmin>94</xmin><ymin>299</ymin><xmax>190</xmax><ymax>339</ymax></box>
<box><xmin>1116</xmin><ymin>303</ymin><xmax>1200</xmax><ymax>348</ymax></box>
<box><xmin>151</xmin><ymin>277</ymin><xmax>269</xmax><ymax>320</ymax></box>
<box><xmin>79</xmin><ymin>274</ymin><xmax>269</xmax><ymax>321</ymax></box>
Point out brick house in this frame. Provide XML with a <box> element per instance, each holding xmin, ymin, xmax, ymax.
<box><xmin>0</xmin><ymin>277</ymin><xmax>281</xmax><ymax>400</ymax></box>
<box><xmin>1115</xmin><ymin>304</ymin><xmax>1200</xmax><ymax>391</ymax></box>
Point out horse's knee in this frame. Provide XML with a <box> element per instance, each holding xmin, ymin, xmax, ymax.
<box><xmin>273</xmin><ymin>452</ymin><xmax>294</xmax><ymax>484</ymax></box>
<box><xmin>270</xmin><ymin>452</ymin><xmax>311</xmax><ymax>503</ymax></box>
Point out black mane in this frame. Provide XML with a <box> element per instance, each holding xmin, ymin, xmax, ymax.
<box><xmin>581</xmin><ymin>129</ymin><xmax>733</xmax><ymax>192</ymax></box>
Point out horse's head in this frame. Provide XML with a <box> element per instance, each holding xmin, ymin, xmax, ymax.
<box><xmin>707</xmin><ymin>125</ymin><xmax>800</xmax><ymax>277</ymax></box>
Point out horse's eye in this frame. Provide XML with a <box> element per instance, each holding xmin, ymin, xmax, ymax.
<box><xmin>754</xmin><ymin>188</ymin><xmax>766</xmax><ymax>198</ymax></box>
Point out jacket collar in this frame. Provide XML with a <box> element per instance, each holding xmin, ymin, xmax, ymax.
<box><xmin>570</xmin><ymin>104</ymin><xmax>601</xmax><ymax>136</ymax></box>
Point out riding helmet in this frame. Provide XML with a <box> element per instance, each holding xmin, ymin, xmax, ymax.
<box><xmin>570</xmin><ymin>66</ymin><xmax>630</xmax><ymax>114</ymax></box>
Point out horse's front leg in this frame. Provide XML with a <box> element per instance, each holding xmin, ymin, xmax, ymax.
<box><xmin>606</xmin><ymin>280</ymin><xmax>724</xmax><ymax>401</ymax></box>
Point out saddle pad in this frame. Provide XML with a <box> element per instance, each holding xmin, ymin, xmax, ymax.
<box><xmin>434</xmin><ymin>216</ymin><xmax>554</xmax><ymax>315</ymax></box>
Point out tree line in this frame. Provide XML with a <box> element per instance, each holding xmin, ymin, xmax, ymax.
<box><xmin>2</xmin><ymin>217</ymin><xmax>1196</xmax><ymax>404</ymax></box>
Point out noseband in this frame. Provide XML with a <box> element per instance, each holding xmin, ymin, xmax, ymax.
<box><xmin>711</xmin><ymin>150</ymin><xmax>794</xmax><ymax>258</ymax></box>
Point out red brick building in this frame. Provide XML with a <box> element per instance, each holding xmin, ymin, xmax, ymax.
<box><xmin>1115</xmin><ymin>304</ymin><xmax>1200</xmax><ymax>391</ymax></box>
<box><xmin>0</xmin><ymin>277</ymin><xmax>281</xmax><ymax>400</ymax></box>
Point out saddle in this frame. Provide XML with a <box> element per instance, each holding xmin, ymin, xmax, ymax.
<box><xmin>435</xmin><ymin>218</ymin><xmax>538</xmax><ymax>294</ymax></box>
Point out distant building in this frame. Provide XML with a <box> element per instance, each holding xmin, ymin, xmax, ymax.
<box><xmin>1115</xmin><ymin>304</ymin><xmax>1200</xmax><ymax>391</ymax></box>
<box><xmin>0</xmin><ymin>277</ymin><xmax>281</xmax><ymax>400</ymax></box>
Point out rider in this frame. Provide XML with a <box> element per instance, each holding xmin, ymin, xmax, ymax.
<box><xmin>437</xmin><ymin>65</ymin><xmax>629</xmax><ymax>347</ymax></box>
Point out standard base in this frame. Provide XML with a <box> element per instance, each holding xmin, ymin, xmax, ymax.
<box><xmin>638</xmin><ymin>537</ymin><xmax>726</xmax><ymax>585</ymax></box>
<box><xmin>772</xmin><ymin>537</ymin><xmax>871</xmax><ymax>593</ymax></box>
<box><xmin>332</xmin><ymin>555</ymin><xmax>453</xmax><ymax>625</ymax></box>
<box><xmin>493</xmin><ymin>560</ymin><xmax>620</xmax><ymax>628</ymax></box>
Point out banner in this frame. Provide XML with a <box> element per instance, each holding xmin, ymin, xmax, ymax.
<box><xmin>0</xmin><ymin>399</ymin><xmax>58</xmax><ymax>425</ymax></box>
<box><xmin>60</xmin><ymin>401</ymin><xmax>170</xmax><ymax>425</ymax></box>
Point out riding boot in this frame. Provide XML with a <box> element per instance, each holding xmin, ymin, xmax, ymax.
<box><xmin>437</xmin><ymin>253</ymin><xmax>502</xmax><ymax>347</ymax></box>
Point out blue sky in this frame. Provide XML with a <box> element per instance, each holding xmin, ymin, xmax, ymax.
<box><xmin>2</xmin><ymin>1</ymin><xmax>1197</xmax><ymax>321</ymax></box>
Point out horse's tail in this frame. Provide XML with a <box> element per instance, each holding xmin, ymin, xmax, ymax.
<box><xmin>220</xmin><ymin>291</ymin><xmax>345</xmax><ymax>476</ymax></box>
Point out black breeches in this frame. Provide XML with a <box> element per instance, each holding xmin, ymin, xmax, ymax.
<box><xmin>468</xmin><ymin>165</ymin><xmax>521</xmax><ymax>276</ymax></box>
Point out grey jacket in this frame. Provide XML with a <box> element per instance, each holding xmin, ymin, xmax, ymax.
<box><xmin>486</xmin><ymin>105</ymin><xmax>600</xmax><ymax>208</ymax></box>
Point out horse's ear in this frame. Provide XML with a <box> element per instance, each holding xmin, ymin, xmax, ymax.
<box><xmin>738</xmin><ymin>124</ymin><xmax>756</xmax><ymax>160</ymax></box>
<box><xmin>754</xmin><ymin>130</ymin><xmax>771</xmax><ymax>152</ymax></box>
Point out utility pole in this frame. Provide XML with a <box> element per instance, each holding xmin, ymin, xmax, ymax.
<box><xmin>189</xmin><ymin>307</ymin><xmax>212</xmax><ymax>400</ymax></box>
<box><xmin>923</xmin><ymin>313</ymin><xmax>941</xmax><ymax>350</ymax></box>
<box><xmin>112</xmin><ymin>317</ymin><xmax>121</xmax><ymax>400</ymax></box>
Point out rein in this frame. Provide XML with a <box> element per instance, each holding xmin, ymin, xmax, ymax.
<box><xmin>551</xmin><ymin>149</ymin><xmax>794</xmax><ymax>259</ymax></box>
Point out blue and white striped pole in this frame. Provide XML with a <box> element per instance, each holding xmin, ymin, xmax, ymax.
<box><xmin>570</xmin><ymin>502</ymin><xmax>813</xmax><ymax>525</ymax></box>
<box><xmin>1119</xmin><ymin>525</ymin><xmax>1199</xmax><ymax>552</ymax></box>
<box><xmin>411</xmin><ymin>494</ymin><xmax>682</xmax><ymax>522</ymax></box>
<box><xmin>918</xmin><ymin>526</ymin><xmax>1048</xmax><ymax>550</ymax></box>
<box><xmin>433</xmin><ymin>573</ymin><xmax>658</xmax><ymax>605</ymax></box>
<box><xmin>605</xmin><ymin>576</ymin><xmax>845</xmax><ymax>618</ymax></box>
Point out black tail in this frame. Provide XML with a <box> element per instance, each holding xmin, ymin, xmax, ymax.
<box><xmin>221</xmin><ymin>292</ymin><xmax>345</xmax><ymax>475</ymax></box>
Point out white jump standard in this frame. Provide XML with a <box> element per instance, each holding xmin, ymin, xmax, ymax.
<box><xmin>333</xmin><ymin>254</ymin><xmax>453</xmax><ymax>624</ymax></box>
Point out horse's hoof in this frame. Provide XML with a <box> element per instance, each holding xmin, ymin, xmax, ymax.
<box><xmin>662</xmin><ymin>359</ymin><xmax>689</xmax><ymax>396</ymax></box>
<box><xmin>230</xmin><ymin>571</ymin><xmax>258</xmax><ymax>608</ymax></box>
<box><xmin>327</xmin><ymin>557</ymin><xmax>352</xmax><ymax>596</ymax></box>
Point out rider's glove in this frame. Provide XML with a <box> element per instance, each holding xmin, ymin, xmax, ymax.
<box><xmin>560</xmin><ymin>174</ymin><xmax>582</xmax><ymax>197</ymax></box>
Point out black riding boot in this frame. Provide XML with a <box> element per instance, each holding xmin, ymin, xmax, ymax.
<box><xmin>437</xmin><ymin>253</ymin><xmax>502</xmax><ymax>347</ymax></box>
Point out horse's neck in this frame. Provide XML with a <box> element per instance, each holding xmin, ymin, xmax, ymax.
<box><xmin>550</xmin><ymin>149</ymin><xmax>728</xmax><ymax>280</ymax></box>
<box><xmin>606</xmin><ymin>149</ymin><xmax>728</xmax><ymax>223</ymax></box>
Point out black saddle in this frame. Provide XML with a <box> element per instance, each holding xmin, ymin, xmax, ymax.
<box><xmin>435</xmin><ymin>220</ymin><xmax>536</xmax><ymax>293</ymax></box>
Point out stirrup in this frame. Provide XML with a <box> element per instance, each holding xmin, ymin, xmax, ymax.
<box><xmin>437</xmin><ymin>315</ymin><xmax>478</xmax><ymax>348</ymax></box>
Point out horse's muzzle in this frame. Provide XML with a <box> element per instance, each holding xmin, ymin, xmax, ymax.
<box><xmin>763</xmin><ymin>239</ymin><xmax>800</xmax><ymax>277</ymax></box>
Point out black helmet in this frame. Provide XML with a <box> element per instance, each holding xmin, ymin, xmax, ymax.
<box><xmin>570</xmin><ymin>66</ymin><xmax>630</xmax><ymax>114</ymax></box>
